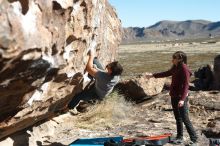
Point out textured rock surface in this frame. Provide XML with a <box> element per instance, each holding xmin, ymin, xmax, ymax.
<box><xmin>213</xmin><ymin>55</ymin><xmax>220</xmax><ymax>89</ymax></box>
<box><xmin>0</xmin><ymin>0</ymin><xmax>122</xmax><ymax>139</ymax></box>
<box><xmin>115</xmin><ymin>73</ymin><xmax>165</xmax><ymax>102</ymax></box>
<box><xmin>193</xmin><ymin>64</ymin><xmax>214</xmax><ymax>90</ymax></box>
<box><xmin>192</xmin><ymin>54</ymin><xmax>220</xmax><ymax>90</ymax></box>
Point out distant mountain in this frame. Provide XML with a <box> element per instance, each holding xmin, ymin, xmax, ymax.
<box><xmin>122</xmin><ymin>20</ymin><xmax>220</xmax><ymax>44</ymax></box>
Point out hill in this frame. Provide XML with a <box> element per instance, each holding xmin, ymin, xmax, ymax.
<box><xmin>122</xmin><ymin>20</ymin><xmax>220</xmax><ymax>44</ymax></box>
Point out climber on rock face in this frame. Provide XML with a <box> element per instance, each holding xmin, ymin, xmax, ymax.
<box><xmin>68</xmin><ymin>48</ymin><xmax>123</xmax><ymax>110</ymax></box>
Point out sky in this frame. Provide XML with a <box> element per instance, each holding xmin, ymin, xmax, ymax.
<box><xmin>108</xmin><ymin>0</ymin><xmax>220</xmax><ymax>27</ymax></box>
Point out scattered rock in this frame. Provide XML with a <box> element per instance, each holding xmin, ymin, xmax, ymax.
<box><xmin>115</xmin><ymin>73</ymin><xmax>165</xmax><ymax>102</ymax></box>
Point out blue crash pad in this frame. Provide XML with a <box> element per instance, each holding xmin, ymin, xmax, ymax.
<box><xmin>69</xmin><ymin>136</ymin><xmax>123</xmax><ymax>146</ymax></box>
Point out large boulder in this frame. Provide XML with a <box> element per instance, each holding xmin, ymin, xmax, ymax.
<box><xmin>193</xmin><ymin>64</ymin><xmax>214</xmax><ymax>90</ymax></box>
<box><xmin>193</xmin><ymin>55</ymin><xmax>220</xmax><ymax>90</ymax></box>
<box><xmin>0</xmin><ymin>0</ymin><xmax>122</xmax><ymax>139</ymax></box>
<box><xmin>213</xmin><ymin>55</ymin><xmax>220</xmax><ymax>89</ymax></box>
<box><xmin>115</xmin><ymin>73</ymin><xmax>165</xmax><ymax>102</ymax></box>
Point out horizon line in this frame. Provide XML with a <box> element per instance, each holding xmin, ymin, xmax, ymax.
<box><xmin>122</xmin><ymin>19</ymin><xmax>220</xmax><ymax>28</ymax></box>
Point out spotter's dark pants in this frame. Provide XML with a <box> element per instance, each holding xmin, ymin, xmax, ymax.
<box><xmin>171</xmin><ymin>97</ymin><xmax>198</xmax><ymax>142</ymax></box>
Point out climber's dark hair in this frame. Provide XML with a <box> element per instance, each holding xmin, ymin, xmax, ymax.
<box><xmin>106</xmin><ymin>61</ymin><xmax>123</xmax><ymax>76</ymax></box>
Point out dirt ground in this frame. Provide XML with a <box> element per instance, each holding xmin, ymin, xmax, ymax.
<box><xmin>0</xmin><ymin>42</ymin><xmax>220</xmax><ymax>146</ymax></box>
<box><xmin>0</xmin><ymin>90</ymin><xmax>219</xmax><ymax>146</ymax></box>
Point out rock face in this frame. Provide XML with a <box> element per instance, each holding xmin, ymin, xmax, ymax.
<box><xmin>115</xmin><ymin>73</ymin><xmax>165</xmax><ymax>102</ymax></box>
<box><xmin>193</xmin><ymin>55</ymin><xmax>220</xmax><ymax>90</ymax></box>
<box><xmin>0</xmin><ymin>0</ymin><xmax>122</xmax><ymax>139</ymax></box>
<box><xmin>213</xmin><ymin>55</ymin><xmax>220</xmax><ymax>89</ymax></box>
<box><xmin>193</xmin><ymin>64</ymin><xmax>214</xmax><ymax>90</ymax></box>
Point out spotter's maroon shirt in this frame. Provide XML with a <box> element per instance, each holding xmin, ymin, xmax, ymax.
<box><xmin>153</xmin><ymin>64</ymin><xmax>191</xmax><ymax>101</ymax></box>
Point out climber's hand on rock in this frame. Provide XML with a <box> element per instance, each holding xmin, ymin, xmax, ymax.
<box><xmin>88</xmin><ymin>48</ymin><xmax>95</xmax><ymax>57</ymax></box>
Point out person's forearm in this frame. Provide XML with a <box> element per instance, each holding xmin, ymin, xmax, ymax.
<box><xmin>86</xmin><ymin>53</ymin><xmax>95</xmax><ymax>71</ymax></box>
<box><xmin>153</xmin><ymin>70</ymin><xmax>172</xmax><ymax>78</ymax></box>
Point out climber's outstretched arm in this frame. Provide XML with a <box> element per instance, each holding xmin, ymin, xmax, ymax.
<box><xmin>86</xmin><ymin>49</ymin><xmax>98</xmax><ymax>77</ymax></box>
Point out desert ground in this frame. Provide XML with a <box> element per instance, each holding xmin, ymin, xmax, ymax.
<box><xmin>0</xmin><ymin>42</ymin><xmax>220</xmax><ymax>146</ymax></box>
<box><xmin>119</xmin><ymin>41</ymin><xmax>220</xmax><ymax>77</ymax></box>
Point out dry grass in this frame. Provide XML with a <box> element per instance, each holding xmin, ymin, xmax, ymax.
<box><xmin>118</xmin><ymin>42</ymin><xmax>220</xmax><ymax>76</ymax></box>
<box><xmin>74</xmin><ymin>91</ymin><xmax>133</xmax><ymax>130</ymax></box>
